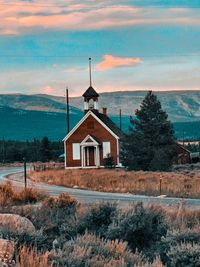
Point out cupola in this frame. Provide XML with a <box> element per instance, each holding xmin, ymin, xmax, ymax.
<box><xmin>83</xmin><ymin>58</ymin><xmax>99</xmax><ymax>113</ymax></box>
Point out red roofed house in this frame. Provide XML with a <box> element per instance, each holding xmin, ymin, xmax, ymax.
<box><xmin>63</xmin><ymin>85</ymin><xmax>124</xmax><ymax>169</ymax></box>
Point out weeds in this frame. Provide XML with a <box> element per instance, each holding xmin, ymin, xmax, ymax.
<box><xmin>30</xmin><ymin>169</ymin><xmax>200</xmax><ymax>198</ymax></box>
<box><xmin>0</xmin><ymin>182</ymin><xmax>47</xmax><ymax>207</ymax></box>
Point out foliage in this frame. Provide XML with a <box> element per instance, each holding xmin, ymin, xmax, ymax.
<box><xmin>16</xmin><ymin>246</ymin><xmax>50</xmax><ymax>267</ymax></box>
<box><xmin>31</xmin><ymin>168</ymin><xmax>200</xmax><ymax>198</ymax></box>
<box><xmin>107</xmin><ymin>202</ymin><xmax>168</xmax><ymax>252</ymax></box>
<box><xmin>0</xmin><ymin>182</ymin><xmax>47</xmax><ymax>207</ymax></box>
<box><xmin>0</xmin><ymin>138</ymin><xmax>63</xmax><ymax>163</ymax></box>
<box><xmin>122</xmin><ymin>91</ymin><xmax>176</xmax><ymax>171</ymax></box>
<box><xmin>159</xmin><ymin>228</ymin><xmax>200</xmax><ymax>265</ymax></box>
<box><xmin>167</xmin><ymin>242</ymin><xmax>200</xmax><ymax>267</ymax></box>
<box><xmin>50</xmin><ymin>233</ymin><xmax>145</xmax><ymax>267</ymax></box>
<box><xmin>39</xmin><ymin>137</ymin><xmax>51</xmax><ymax>162</ymax></box>
<box><xmin>0</xmin><ymin>229</ymin><xmax>47</xmax><ymax>252</ymax></box>
<box><xmin>103</xmin><ymin>154</ymin><xmax>115</xmax><ymax>169</ymax></box>
<box><xmin>77</xmin><ymin>202</ymin><xmax>117</xmax><ymax>237</ymax></box>
<box><xmin>22</xmin><ymin>193</ymin><xmax>78</xmax><ymax>249</ymax></box>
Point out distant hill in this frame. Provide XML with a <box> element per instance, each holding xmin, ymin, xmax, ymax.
<box><xmin>1</xmin><ymin>90</ymin><xmax>200</xmax><ymax>122</ymax></box>
<box><xmin>0</xmin><ymin>106</ymin><xmax>83</xmax><ymax>140</ymax></box>
<box><xmin>0</xmin><ymin>91</ymin><xmax>200</xmax><ymax>140</ymax></box>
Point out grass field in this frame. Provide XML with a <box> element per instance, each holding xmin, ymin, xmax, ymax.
<box><xmin>30</xmin><ymin>168</ymin><xmax>200</xmax><ymax>198</ymax></box>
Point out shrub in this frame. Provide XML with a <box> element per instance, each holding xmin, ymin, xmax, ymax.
<box><xmin>16</xmin><ymin>246</ymin><xmax>50</xmax><ymax>267</ymax></box>
<box><xmin>167</xmin><ymin>242</ymin><xmax>200</xmax><ymax>267</ymax></box>
<box><xmin>0</xmin><ymin>229</ymin><xmax>47</xmax><ymax>252</ymax></box>
<box><xmin>30</xmin><ymin>193</ymin><xmax>78</xmax><ymax>228</ymax></box>
<box><xmin>107</xmin><ymin>203</ymin><xmax>168</xmax><ymax>252</ymax></box>
<box><xmin>0</xmin><ymin>182</ymin><xmax>14</xmax><ymax>206</ymax></box>
<box><xmin>104</xmin><ymin>154</ymin><xmax>115</xmax><ymax>169</ymax></box>
<box><xmin>21</xmin><ymin>193</ymin><xmax>79</xmax><ymax>249</ymax></box>
<box><xmin>159</xmin><ymin>228</ymin><xmax>200</xmax><ymax>265</ymax></box>
<box><xmin>50</xmin><ymin>233</ymin><xmax>145</xmax><ymax>267</ymax></box>
<box><xmin>12</xmin><ymin>188</ymin><xmax>47</xmax><ymax>205</ymax></box>
<box><xmin>78</xmin><ymin>202</ymin><xmax>117</xmax><ymax>237</ymax></box>
<box><xmin>0</xmin><ymin>182</ymin><xmax>47</xmax><ymax>207</ymax></box>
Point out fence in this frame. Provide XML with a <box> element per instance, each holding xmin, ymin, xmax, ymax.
<box><xmin>30</xmin><ymin>162</ymin><xmax>65</xmax><ymax>172</ymax></box>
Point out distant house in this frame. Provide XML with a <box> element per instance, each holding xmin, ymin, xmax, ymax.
<box><xmin>63</xmin><ymin>86</ymin><xmax>124</xmax><ymax>169</ymax></box>
<box><xmin>175</xmin><ymin>144</ymin><xmax>191</xmax><ymax>164</ymax></box>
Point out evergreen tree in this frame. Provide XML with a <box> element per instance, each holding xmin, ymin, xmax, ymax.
<box><xmin>39</xmin><ymin>136</ymin><xmax>52</xmax><ymax>162</ymax></box>
<box><xmin>122</xmin><ymin>91</ymin><xmax>176</xmax><ymax>171</ymax></box>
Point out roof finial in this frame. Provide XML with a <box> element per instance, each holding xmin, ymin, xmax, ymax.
<box><xmin>89</xmin><ymin>57</ymin><xmax>92</xmax><ymax>87</ymax></box>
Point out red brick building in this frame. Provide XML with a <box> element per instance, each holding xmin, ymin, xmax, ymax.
<box><xmin>63</xmin><ymin>86</ymin><xmax>124</xmax><ymax>169</ymax></box>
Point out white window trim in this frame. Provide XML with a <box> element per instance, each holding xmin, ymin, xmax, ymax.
<box><xmin>103</xmin><ymin>141</ymin><xmax>111</xmax><ymax>158</ymax></box>
<box><xmin>72</xmin><ymin>143</ymin><xmax>80</xmax><ymax>160</ymax></box>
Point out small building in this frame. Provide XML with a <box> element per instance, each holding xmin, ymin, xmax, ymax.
<box><xmin>63</xmin><ymin>86</ymin><xmax>124</xmax><ymax>169</ymax></box>
<box><xmin>175</xmin><ymin>144</ymin><xmax>191</xmax><ymax>164</ymax></box>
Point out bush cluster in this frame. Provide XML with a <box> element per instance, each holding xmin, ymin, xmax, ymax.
<box><xmin>0</xmin><ymin>182</ymin><xmax>47</xmax><ymax>207</ymax></box>
<box><xmin>2</xmin><ymin>191</ymin><xmax>200</xmax><ymax>267</ymax></box>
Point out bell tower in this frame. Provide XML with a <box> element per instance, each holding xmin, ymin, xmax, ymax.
<box><xmin>82</xmin><ymin>58</ymin><xmax>99</xmax><ymax>113</ymax></box>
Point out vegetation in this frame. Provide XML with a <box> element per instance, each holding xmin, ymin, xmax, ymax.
<box><xmin>0</xmin><ymin>182</ymin><xmax>47</xmax><ymax>206</ymax></box>
<box><xmin>16</xmin><ymin>247</ymin><xmax>50</xmax><ymax>267</ymax></box>
<box><xmin>30</xmin><ymin>168</ymin><xmax>200</xmax><ymax>198</ymax></box>
<box><xmin>122</xmin><ymin>91</ymin><xmax>176</xmax><ymax>171</ymax></box>
<box><xmin>0</xmin><ymin>137</ymin><xmax>63</xmax><ymax>163</ymax></box>
<box><xmin>1</xmin><ymin>189</ymin><xmax>200</xmax><ymax>266</ymax></box>
<box><xmin>0</xmin><ymin>181</ymin><xmax>200</xmax><ymax>267</ymax></box>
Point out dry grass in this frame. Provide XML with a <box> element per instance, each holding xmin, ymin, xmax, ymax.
<box><xmin>30</xmin><ymin>169</ymin><xmax>200</xmax><ymax>198</ymax></box>
<box><xmin>0</xmin><ymin>182</ymin><xmax>48</xmax><ymax>207</ymax></box>
<box><xmin>16</xmin><ymin>247</ymin><xmax>50</xmax><ymax>267</ymax></box>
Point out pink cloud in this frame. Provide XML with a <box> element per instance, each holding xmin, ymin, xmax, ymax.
<box><xmin>41</xmin><ymin>85</ymin><xmax>56</xmax><ymax>95</ymax></box>
<box><xmin>0</xmin><ymin>2</ymin><xmax>200</xmax><ymax>35</ymax></box>
<box><xmin>65</xmin><ymin>67</ymin><xmax>87</xmax><ymax>73</ymax></box>
<box><xmin>96</xmin><ymin>55</ymin><xmax>142</xmax><ymax>71</ymax></box>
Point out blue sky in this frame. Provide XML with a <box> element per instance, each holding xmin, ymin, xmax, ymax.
<box><xmin>0</xmin><ymin>0</ymin><xmax>200</xmax><ymax>96</ymax></box>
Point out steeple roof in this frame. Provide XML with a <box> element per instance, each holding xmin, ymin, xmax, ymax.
<box><xmin>82</xmin><ymin>86</ymin><xmax>99</xmax><ymax>98</ymax></box>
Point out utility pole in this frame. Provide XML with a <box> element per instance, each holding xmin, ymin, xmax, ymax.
<box><xmin>66</xmin><ymin>88</ymin><xmax>70</xmax><ymax>134</ymax></box>
<box><xmin>159</xmin><ymin>176</ymin><xmax>162</xmax><ymax>195</ymax></box>
<box><xmin>23</xmin><ymin>157</ymin><xmax>27</xmax><ymax>189</ymax></box>
<box><xmin>119</xmin><ymin>109</ymin><xmax>122</xmax><ymax>131</ymax></box>
<box><xmin>182</xmin><ymin>131</ymin><xmax>185</xmax><ymax>146</ymax></box>
<box><xmin>2</xmin><ymin>137</ymin><xmax>5</xmax><ymax>163</ymax></box>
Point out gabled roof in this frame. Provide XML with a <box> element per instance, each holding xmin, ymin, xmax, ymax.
<box><xmin>82</xmin><ymin>86</ymin><xmax>99</xmax><ymax>97</ymax></box>
<box><xmin>176</xmin><ymin>143</ymin><xmax>191</xmax><ymax>154</ymax></box>
<box><xmin>94</xmin><ymin>112</ymin><xmax>124</xmax><ymax>138</ymax></box>
<box><xmin>63</xmin><ymin>110</ymin><xmax>123</xmax><ymax>141</ymax></box>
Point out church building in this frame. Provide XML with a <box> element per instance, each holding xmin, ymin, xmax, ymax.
<box><xmin>63</xmin><ymin>69</ymin><xmax>124</xmax><ymax>169</ymax></box>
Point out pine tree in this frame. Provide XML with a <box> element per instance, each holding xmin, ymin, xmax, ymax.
<box><xmin>39</xmin><ymin>136</ymin><xmax>52</xmax><ymax>162</ymax></box>
<box><xmin>122</xmin><ymin>91</ymin><xmax>176</xmax><ymax>171</ymax></box>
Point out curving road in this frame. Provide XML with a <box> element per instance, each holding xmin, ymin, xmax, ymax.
<box><xmin>1</xmin><ymin>167</ymin><xmax>200</xmax><ymax>207</ymax></box>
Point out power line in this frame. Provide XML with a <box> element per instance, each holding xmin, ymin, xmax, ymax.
<box><xmin>0</xmin><ymin>54</ymin><xmax>200</xmax><ymax>58</ymax></box>
<box><xmin>0</xmin><ymin>2</ymin><xmax>200</xmax><ymax>8</ymax></box>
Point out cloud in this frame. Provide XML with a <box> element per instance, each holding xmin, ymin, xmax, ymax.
<box><xmin>0</xmin><ymin>1</ymin><xmax>200</xmax><ymax>35</ymax></box>
<box><xmin>41</xmin><ymin>85</ymin><xmax>56</xmax><ymax>95</ymax></box>
<box><xmin>65</xmin><ymin>67</ymin><xmax>87</xmax><ymax>73</ymax></box>
<box><xmin>96</xmin><ymin>55</ymin><xmax>142</xmax><ymax>71</ymax></box>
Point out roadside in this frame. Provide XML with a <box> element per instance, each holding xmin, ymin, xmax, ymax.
<box><xmin>30</xmin><ymin>168</ymin><xmax>200</xmax><ymax>199</ymax></box>
<box><xmin>1</xmin><ymin>167</ymin><xmax>200</xmax><ymax>207</ymax></box>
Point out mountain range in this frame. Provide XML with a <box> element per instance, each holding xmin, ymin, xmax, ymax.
<box><xmin>0</xmin><ymin>91</ymin><xmax>200</xmax><ymax>140</ymax></box>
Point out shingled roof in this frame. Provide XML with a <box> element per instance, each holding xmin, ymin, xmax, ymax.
<box><xmin>94</xmin><ymin>111</ymin><xmax>124</xmax><ymax>138</ymax></box>
<box><xmin>82</xmin><ymin>86</ymin><xmax>99</xmax><ymax>98</ymax></box>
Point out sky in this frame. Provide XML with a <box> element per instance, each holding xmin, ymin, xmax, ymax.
<box><xmin>0</xmin><ymin>0</ymin><xmax>200</xmax><ymax>96</ymax></box>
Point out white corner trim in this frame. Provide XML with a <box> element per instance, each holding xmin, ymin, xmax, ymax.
<box><xmin>63</xmin><ymin>110</ymin><xmax>119</xmax><ymax>141</ymax></box>
<box><xmin>81</xmin><ymin>134</ymin><xmax>99</xmax><ymax>145</ymax></box>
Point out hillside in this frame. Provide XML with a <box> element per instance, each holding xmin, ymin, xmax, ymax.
<box><xmin>1</xmin><ymin>90</ymin><xmax>200</xmax><ymax>122</ymax></box>
<box><xmin>0</xmin><ymin>106</ymin><xmax>83</xmax><ymax>140</ymax></box>
<box><xmin>0</xmin><ymin>91</ymin><xmax>200</xmax><ymax>140</ymax></box>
